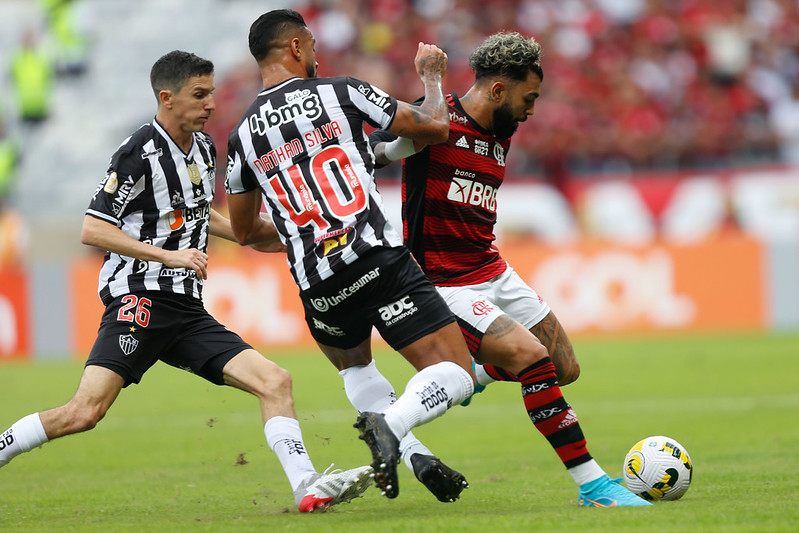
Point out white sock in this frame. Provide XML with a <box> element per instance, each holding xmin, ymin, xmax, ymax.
<box><xmin>0</xmin><ymin>413</ymin><xmax>49</xmax><ymax>468</ymax></box>
<box><xmin>473</xmin><ymin>363</ymin><xmax>497</xmax><ymax>386</ymax></box>
<box><xmin>340</xmin><ymin>361</ymin><xmax>433</xmax><ymax>472</ymax></box>
<box><xmin>263</xmin><ymin>416</ymin><xmax>316</xmax><ymax>491</ymax></box>
<box><xmin>383</xmin><ymin>361</ymin><xmax>473</xmax><ymax>440</ymax></box>
<box><xmin>568</xmin><ymin>459</ymin><xmax>605</xmax><ymax>486</ymax></box>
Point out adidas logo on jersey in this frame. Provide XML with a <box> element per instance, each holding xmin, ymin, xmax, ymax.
<box><xmin>455</xmin><ymin>136</ymin><xmax>470</xmax><ymax>149</ymax></box>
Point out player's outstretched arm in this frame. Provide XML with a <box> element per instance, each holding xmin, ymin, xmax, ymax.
<box><xmin>226</xmin><ymin>189</ymin><xmax>285</xmax><ymax>249</ymax></box>
<box><xmin>209</xmin><ymin>208</ymin><xmax>285</xmax><ymax>252</ymax></box>
<box><xmin>80</xmin><ymin>214</ymin><xmax>209</xmax><ymax>279</ymax></box>
<box><xmin>387</xmin><ymin>42</ymin><xmax>449</xmax><ymax>145</ymax></box>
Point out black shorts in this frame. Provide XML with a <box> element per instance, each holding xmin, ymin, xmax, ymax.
<box><xmin>300</xmin><ymin>247</ymin><xmax>456</xmax><ymax>350</ymax></box>
<box><xmin>87</xmin><ymin>292</ymin><xmax>252</xmax><ymax>387</ymax></box>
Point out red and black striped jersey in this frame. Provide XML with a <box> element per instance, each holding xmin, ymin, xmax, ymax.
<box><xmin>86</xmin><ymin>119</ymin><xmax>216</xmax><ymax>305</ymax></box>
<box><xmin>225</xmin><ymin>76</ymin><xmax>402</xmax><ymax>290</ymax></box>
<box><xmin>402</xmin><ymin>94</ymin><xmax>509</xmax><ymax>286</ymax></box>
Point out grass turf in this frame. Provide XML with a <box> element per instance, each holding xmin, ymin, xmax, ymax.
<box><xmin>1</xmin><ymin>331</ymin><xmax>797</xmax><ymax>532</ymax></box>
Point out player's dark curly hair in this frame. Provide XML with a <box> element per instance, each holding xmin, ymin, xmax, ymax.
<box><xmin>150</xmin><ymin>50</ymin><xmax>213</xmax><ymax>99</ymax></box>
<box><xmin>249</xmin><ymin>9</ymin><xmax>308</xmax><ymax>62</ymax></box>
<box><xmin>469</xmin><ymin>32</ymin><xmax>543</xmax><ymax>82</ymax></box>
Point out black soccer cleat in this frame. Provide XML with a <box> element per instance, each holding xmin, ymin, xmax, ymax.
<box><xmin>410</xmin><ymin>453</ymin><xmax>469</xmax><ymax>503</ymax></box>
<box><xmin>354</xmin><ymin>412</ymin><xmax>400</xmax><ymax>498</ymax></box>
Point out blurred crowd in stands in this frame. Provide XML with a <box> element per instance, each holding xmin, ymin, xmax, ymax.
<box><xmin>207</xmin><ymin>0</ymin><xmax>799</xmax><ymax>188</ymax></box>
<box><xmin>5</xmin><ymin>0</ymin><xmax>799</xmax><ymax>267</ymax></box>
<box><xmin>1</xmin><ymin>0</ymin><xmax>87</xmax><ymax>267</ymax></box>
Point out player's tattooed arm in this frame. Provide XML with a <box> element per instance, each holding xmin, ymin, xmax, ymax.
<box><xmin>388</xmin><ymin>42</ymin><xmax>449</xmax><ymax>145</ymax></box>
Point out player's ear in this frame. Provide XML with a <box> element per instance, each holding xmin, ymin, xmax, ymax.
<box><xmin>158</xmin><ymin>89</ymin><xmax>173</xmax><ymax>108</ymax></box>
<box><xmin>289</xmin><ymin>37</ymin><xmax>303</xmax><ymax>61</ymax></box>
<box><xmin>489</xmin><ymin>81</ymin><xmax>506</xmax><ymax>104</ymax></box>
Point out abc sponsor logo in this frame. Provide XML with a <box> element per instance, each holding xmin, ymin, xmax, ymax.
<box><xmin>312</xmin><ymin>317</ymin><xmax>345</xmax><ymax>337</ymax></box>
<box><xmin>379</xmin><ymin>295</ymin><xmax>417</xmax><ymax>325</ymax></box>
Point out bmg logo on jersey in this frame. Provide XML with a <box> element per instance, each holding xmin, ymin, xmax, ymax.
<box><xmin>249</xmin><ymin>90</ymin><xmax>322</xmax><ymax>135</ymax></box>
<box><xmin>447</xmin><ymin>173</ymin><xmax>497</xmax><ymax>212</ymax></box>
<box><xmin>379</xmin><ymin>295</ymin><xmax>418</xmax><ymax>325</ymax></box>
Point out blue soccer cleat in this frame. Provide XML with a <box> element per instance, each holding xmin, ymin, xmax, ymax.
<box><xmin>461</xmin><ymin>361</ymin><xmax>487</xmax><ymax>407</ymax></box>
<box><xmin>578</xmin><ymin>474</ymin><xmax>653</xmax><ymax>507</ymax></box>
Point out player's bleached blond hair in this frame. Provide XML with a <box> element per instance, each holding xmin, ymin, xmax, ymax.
<box><xmin>469</xmin><ymin>32</ymin><xmax>543</xmax><ymax>82</ymax></box>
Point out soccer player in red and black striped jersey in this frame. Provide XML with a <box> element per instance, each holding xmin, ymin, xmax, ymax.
<box><xmin>370</xmin><ymin>32</ymin><xmax>650</xmax><ymax>507</ymax></box>
<box><xmin>225</xmin><ymin>9</ymin><xmax>478</xmax><ymax>502</ymax></box>
<box><xmin>0</xmin><ymin>50</ymin><xmax>375</xmax><ymax>513</ymax></box>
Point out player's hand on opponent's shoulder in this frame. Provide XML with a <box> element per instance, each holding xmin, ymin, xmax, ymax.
<box><xmin>163</xmin><ymin>248</ymin><xmax>208</xmax><ymax>279</ymax></box>
<box><xmin>414</xmin><ymin>42</ymin><xmax>447</xmax><ymax>79</ymax></box>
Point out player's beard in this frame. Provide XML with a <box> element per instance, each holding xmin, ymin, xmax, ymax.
<box><xmin>493</xmin><ymin>102</ymin><xmax>520</xmax><ymax>140</ymax></box>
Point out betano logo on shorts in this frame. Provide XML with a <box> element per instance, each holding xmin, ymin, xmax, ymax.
<box><xmin>249</xmin><ymin>90</ymin><xmax>322</xmax><ymax>135</ymax></box>
<box><xmin>310</xmin><ymin>267</ymin><xmax>380</xmax><ymax>312</ymax></box>
<box><xmin>379</xmin><ymin>295</ymin><xmax>418</xmax><ymax>325</ymax></box>
<box><xmin>447</xmin><ymin>170</ymin><xmax>497</xmax><ymax>212</ymax></box>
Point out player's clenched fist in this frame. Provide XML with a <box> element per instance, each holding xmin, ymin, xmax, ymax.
<box><xmin>415</xmin><ymin>42</ymin><xmax>447</xmax><ymax>78</ymax></box>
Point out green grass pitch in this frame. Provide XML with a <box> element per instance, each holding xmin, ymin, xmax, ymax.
<box><xmin>1</xmin><ymin>331</ymin><xmax>797</xmax><ymax>532</ymax></box>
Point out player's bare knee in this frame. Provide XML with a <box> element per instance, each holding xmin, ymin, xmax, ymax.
<box><xmin>255</xmin><ymin>364</ymin><xmax>293</xmax><ymax>400</ymax></box>
<box><xmin>66</xmin><ymin>402</ymin><xmax>107</xmax><ymax>433</ymax></box>
<box><xmin>501</xmin><ymin>338</ymin><xmax>549</xmax><ymax>373</ymax></box>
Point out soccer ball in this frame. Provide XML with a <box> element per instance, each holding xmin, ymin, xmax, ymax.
<box><xmin>623</xmin><ymin>435</ymin><xmax>693</xmax><ymax>501</ymax></box>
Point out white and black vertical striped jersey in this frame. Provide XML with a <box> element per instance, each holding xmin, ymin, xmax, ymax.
<box><xmin>225</xmin><ymin>76</ymin><xmax>403</xmax><ymax>290</ymax></box>
<box><xmin>86</xmin><ymin>119</ymin><xmax>216</xmax><ymax>305</ymax></box>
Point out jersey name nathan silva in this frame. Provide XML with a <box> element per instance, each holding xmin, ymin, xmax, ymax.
<box><xmin>86</xmin><ymin>120</ymin><xmax>216</xmax><ymax>305</ymax></box>
<box><xmin>225</xmin><ymin>76</ymin><xmax>402</xmax><ymax>290</ymax></box>
<box><xmin>403</xmin><ymin>93</ymin><xmax>510</xmax><ymax>286</ymax></box>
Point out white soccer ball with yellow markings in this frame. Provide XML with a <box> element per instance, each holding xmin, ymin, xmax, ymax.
<box><xmin>623</xmin><ymin>435</ymin><xmax>693</xmax><ymax>501</ymax></box>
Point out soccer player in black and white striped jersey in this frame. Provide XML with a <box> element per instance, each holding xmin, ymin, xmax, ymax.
<box><xmin>225</xmin><ymin>9</ymin><xmax>477</xmax><ymax>502</ymax></box>
<box><xmin>0</xmin><ymin>50</ymin><xmax>375</xmax><ymax>513</ymax></box>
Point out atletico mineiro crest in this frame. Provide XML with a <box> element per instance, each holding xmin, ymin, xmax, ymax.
<box><xmin>187</xmin><ymin>161</ymin><xmax>202</xmax><ymax>185</ymax></box>
<box><xmin>118</xmin><ymin>334</ymin><xmax>139</xmax><ymax>356</ymax></box>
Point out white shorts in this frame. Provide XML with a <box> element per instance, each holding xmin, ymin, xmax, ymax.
<box><xmin>435</xmin><ymin>265</ymin><xmax>551</xmax><ymax>349</ymax></box>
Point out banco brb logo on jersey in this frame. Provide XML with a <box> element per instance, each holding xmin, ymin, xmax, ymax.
<box><xmin>249</xmin><ymin>90</ymin><xmax>322</xmax><ymax>135</ymax></box>
<box><xmin>447</xmin><ymin>175</ymin><xmax>497</xmax><ymax>212</ymax></box>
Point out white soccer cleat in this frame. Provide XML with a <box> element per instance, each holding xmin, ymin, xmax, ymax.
<box><xmin>294</xmin><ymin>464</ymin><xmax>374</xmax><ymax>513</ymax></box>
